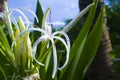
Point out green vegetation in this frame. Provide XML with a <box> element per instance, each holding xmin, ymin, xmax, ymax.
<box><xmin>0</xmin><ymin>0</ymin><xmax>103</xmax><ymax>80</ymax></box>
<box><xmin>106</xmin><ymin>0</ymin><xmax>120</xmax><ymax>74</ymax></box>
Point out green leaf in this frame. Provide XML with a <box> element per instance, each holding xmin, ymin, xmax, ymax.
<box><xmin>0</xmin><ymin>64</ymin><xmax>6</xmax><ymax>78</ymax></box>
<box><xmin>0</xmin><ymin>25</ymin><xmax>18</xmax><ymax>75</ymax></box>
<box><xmin>34</xmin><ymin>0</ymin><xmax>43</xmax><ymax>27</ymax></box>
<box><xmin>62</xmin><ymin>3</ymin><xmax>94</xmax><ymax>33</ymax></box>
<box><xmin>60</xmin><ymin>0</ymin><xmax>99</xmax><ymax>79</ymax></box>
<box><xmin>0</xmin><ymin>26</ymin><xmax>10</xmax><ymax>50</ymax></box>
<box><xmin>32</xmin><ymin>0</ymin><xmax>44</xmax><ymax>56</ymax></box>
<box><xmin>39</xmin><ymin>8</ymin><xmax>51</xmax><ymax>57</ymax></box>
<box><xmin>70</xmin><ymin>8</ymin><xmax>103</xmax><ymax>80</ymax></box>
<box><xmin>0</xmin><ymin>26</ymin><xmax>14</xmax><ymax>62</ymax></box>
<box><xmin>38</xmin><ymin>50</ymin><xmax>53</xmax><ymax>80</ymax></box>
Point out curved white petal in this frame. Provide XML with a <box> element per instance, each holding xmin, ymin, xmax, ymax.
<box><xmin>32</xmin><ymin>36</ymin><xmax>47</xmax><ymax>66</ymax></box>
<box><xmin>20</xmin><ymin>8</ymin><xmax>39</xmax><ymax>23</ymax></box>
<box><xmin>9</xmin><ymin>9</ymin><xmax>29</xmax><ymax>27</ymax></box>
<box><xmin>11</xmin><ymin>28</ymin><xmax>46</xmax><ymax>50</ymax></box>
<box><xmin>33</xmin><ymin>36</ymin><xmax>47</xmax><ymax>51</ymax></box>
<box><xmin>53</xmin><ymin>36</ymin><xmax>70</xmax><ymax>70</ymax></box>
<box><xmin>50</xmin><ymin>39</ymin><xmax>57</xmax><ymax>79</ymax></box>
<box><xmin>10</xmin><ymin>15</ymin><xmax>20</xmax><ymax>33</ymax></box>
<box><xmin>53</xmin><ymin>31</ymin><xmax>70</xmax><ymax>50</ymax></box>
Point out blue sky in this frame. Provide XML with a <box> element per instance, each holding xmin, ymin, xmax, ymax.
<box><xmin>8</xmin><ymin>0</ymin><xmax>108</xmax><ymax>27</ymax></box>
<box><xmin>40</xmin><ymin>0</ymin><xmax>79</xmax><ymax>22</ymax></box>
<box><xmin>8</xmin><ymin>0</ymin><xmax>79</xmax><ymax>22</ymax></box>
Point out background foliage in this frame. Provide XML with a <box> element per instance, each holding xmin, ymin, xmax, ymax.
<box><xmin>106</xmin><ymin>0</ymin><xmax>120</xmax><ymax>74</ymax></box>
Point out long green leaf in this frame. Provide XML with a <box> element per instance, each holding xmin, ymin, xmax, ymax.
<box><xmin>70</xmin><ymin>8</ymin><xmax>103</xmax><ymax>80</ymax></box>
<box><xmin>0</xmin><ymin>26</ymin><xmax>14</xmax><ymax>61</ymax></box>
<box><xmin>60</xmin><ymin>0</ymin><xmax>98</xmax><ymax>79</ymax></box>
<box><xmin>32</xmin><ymin>0</ymin><xmax>44</xmax><ymax>57</ymax></box>
<box><xmin>40</xmin><ymin>3</ymin><xmax>95</xmax><ymax>80</ymax></box>
<box><xmin>0</xmin><ymin>65</ymin><xmax>6</xmax><ymax>78</ymax></box>
<box><xmin>69</xmin><ymin>0</ymin><xmax>98</xmax><ymax>67</ymax></box>
<box><xmin>62</xmin><ymin>3</ymin><xmax>94</xmax><ymax>33</ymax></box>
<box><xmin>34</xmin><ymin>0</ymin><xmax>43</xmax><ymax>27</ymax></box>
<box><xmin>0</xmin><ymin>26</ymin><xmax>18</xmax><ymax>74</ymax></box>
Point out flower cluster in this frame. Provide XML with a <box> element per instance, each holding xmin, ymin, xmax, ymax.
<box><xmin>0</xmin><ymin>2</ymin><xmax>70</xmax><ymax>79</ymax></box>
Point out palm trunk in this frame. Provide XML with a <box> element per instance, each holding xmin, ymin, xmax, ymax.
<box><xmin>0</xmin><ymin>0</ymin><xmax>7</xmax><ymax>23</ymax></box>
<box><xmin>0</xmin><ymin>0</ymin><xmax>7</xmax><ymax>12</ymax></box>
<box><xmin>79</xmin><ymin>0</ymin><xmax>120</xmax><ymax>80</ymax></box>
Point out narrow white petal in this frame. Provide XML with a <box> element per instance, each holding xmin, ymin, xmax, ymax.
<box><xmin>53</xmin><ymin>31</ymin><xmax>70</xmax><ymax>70</ymax></box>
<box><xmin>47</xmin><ymin>41</ymin><xmax>50</xmax><ymax>49</ymax></box>
<box><xmin>32</xmin><ymin>36</ymin><xmax>47</xmax><ymax>66</ymax></box>
<box><xmin>32</xmin><ymin>36</ymin><xmax>47</xmax><ymax>52</ymax></box>
<box><xmin>50</xmin><ymin>39</ymin><xmax>57</xmax><ymax>79</ymax></box>
<box><xmin>10</xmin><ymin>15</ymin><xmax>20</xmax><ymax>33</ymax></box>
<box><xmin>20</xmin><ymin>8</ymin><xmax>39</xmax><ymax>23</ymax></box>
<box><xmin>9</xmin><ymin>9</ymin><xmax>29</xmax><ymax>27</ymax></box>
<box><xmin>11</xmin><ymin>28</ymin><xmax>46</xmax><ymax>50</ymax></box>
<box><xmin>53</xmin><ymin>36</ymin><xmax>70</xmax><ymax>70</ymax></box>
<box><xmin>53</xmin><ymin>31</ymin><xmax>70</xmax><ymax>50</ymax></box>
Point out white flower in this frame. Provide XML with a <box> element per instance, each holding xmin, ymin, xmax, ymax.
<box><xmin>32</xmin><ymin>8</ymin><xmax>70</xmax><ymax>78</ymax></box>
<box><xmin>32</xmin><ymin>24</ymin><xmax>70</xmax><ymax>78</ymax></box>
<box><xmin>0</xmin><ymin>2</ymin><xmax>38</xmax><ymax>40</ymax></box>
<box><xmin>11</xmin><ymin>8</ymin><xmax>70</xmax><ymax>79</ymax></box>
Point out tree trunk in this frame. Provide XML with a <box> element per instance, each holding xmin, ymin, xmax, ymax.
<box><xmin>0</xmin><ymin>0</ymin><xmax>7</xmax><ymax>23</ymax></box>
<box><xmin>79</xmin><ymin>0</ymin><xmax>120</xmax><ymax>80</ymax></box>
<box><xmin>0</xmin><ymin>0</ymin><xmax>7</xmax><ymax>12</ymax></box>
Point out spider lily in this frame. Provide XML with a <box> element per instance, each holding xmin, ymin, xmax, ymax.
<box><xmin>0</xmin><ymin>2</ymin><xmax>38</xmax><ymax>41</ymax></box>
<box><xmin>0</xmin><ymin>2</ymin><xmax>39</xmax><ymax>78</ymax></box>
<box><xmin>11</xmin><ymin>8</ymin><xmax>70</xmax><ymax>79</ymax></box>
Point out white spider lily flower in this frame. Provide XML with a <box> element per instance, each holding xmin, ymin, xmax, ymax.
<box><xmin>11</xmin><ymin>28</ymin><xmax>46</xmax><ymax>66</ymax></box>
<box><xmin>0</xmin><ymin>2</ymin><xmax>38</xmax><ymax>40</ymax></box>
<box><xmin>9</xmin><ymin>8</ymin><xmax>39</xmax><ymax>27</ymax></box>
<box><xmin>39</xmin><ymin>8</ymin><xmax>70</xmax><ymax>78</ymax></box>
<box><xmin>11</xmin><ymin>7</ymin><xmax>70</xmax><ymax>79</ymax></box>
<box><xmin>9</xmin><ymin>9</ymin><xmax>29</xmax><ymax>28</ymax></box>
<box><xmin>11</xmin><ymin>26</ymin><xmax>70</xmax><ymax>79</ymax></box>
<box><xmin>53</xmin><ymin>31</ymin><xmax>70</xmax><ymax>71</ymax></box>
<box><xmin>19</xmin><ymin>8</ymin><xmax>39</xmax><ymax>23</ymax></box>
<box><xmin>32</xmin><ymin>24</ymin><xmax>70</xmax><ymax>78</ymax></box>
